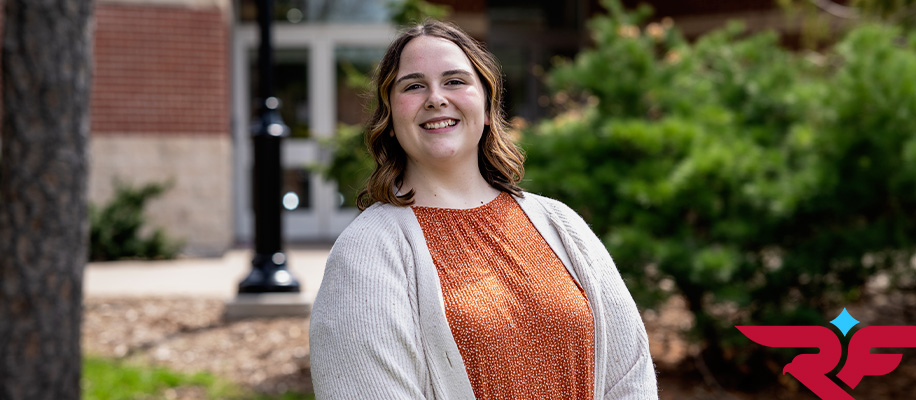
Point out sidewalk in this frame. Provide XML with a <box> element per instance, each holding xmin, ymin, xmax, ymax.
<box><xmin>83</xmin><ymin>246</ymin><xmax>332</xmax><ymax>302</ymax></box>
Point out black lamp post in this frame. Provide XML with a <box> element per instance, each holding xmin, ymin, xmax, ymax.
<box><xmin>237</xmin><ymin>0</ymin><xmax>300</xmax><ymax>294</ymax></box>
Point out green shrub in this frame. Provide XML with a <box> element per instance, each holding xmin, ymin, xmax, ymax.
<box><xmin>388</xmin><ymin>0</ymin><xmax>450</xmax><ymax>27</ymax></box>
<box><xmin>89</xmin><ymin>180</ymin><xmax>183</xmax><ymax>261</ymax></box>
<box><xmin>323</xmin><ymin>123</ymin><xmax>375</xmax><ymax>208</ymax></box>
<box><xmin>523</xmin><ymin>0</ymin><xmax>916</xmax><ymax>383</ymax></box>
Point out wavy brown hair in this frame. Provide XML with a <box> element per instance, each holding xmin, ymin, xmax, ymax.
<box><xmin>356</xmin><ymin>19</ymin><xmax>525</xmax><ymax>210</ymax></box>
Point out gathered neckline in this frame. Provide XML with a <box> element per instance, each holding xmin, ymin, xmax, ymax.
<box><xmin>411</xmin><ymin>191</ymin><xmax>509</xmax><ymax>213</ymax></box>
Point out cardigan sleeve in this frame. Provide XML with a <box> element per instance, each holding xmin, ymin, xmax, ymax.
<box><xmin>309</xmin><ymin>208</ymin><xmax>430</xmax><ymax>399</ymax></box>
<box><xmin>539</xmin><ymin>196</ymin><xmax>659</xmax><ymax>399</ymax></box>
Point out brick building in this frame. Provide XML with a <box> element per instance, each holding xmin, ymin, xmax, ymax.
<box><xmin>4</xmin><ymin>0</ymin><xmax>804</xmax><ymax>256</ymax></box>
<box><xmin>91</xmin><ymin>0</ymin><xmax>398</xmax><ymax>256</ymax></box>
<box><xmin>90</xmin><ymin>0</ymin><xmax>234</xmax><ymax>256</ymax></box>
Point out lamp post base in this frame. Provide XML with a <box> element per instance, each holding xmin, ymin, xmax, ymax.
<box><xmin>237</xmin><ymin>252</ymin><xmax>301</xmax><ymax>293</ymax></box>
<box><xmin>223</xmin><ymin>292</ymin><xmax>311</xmax><ymax>321</ymax></box>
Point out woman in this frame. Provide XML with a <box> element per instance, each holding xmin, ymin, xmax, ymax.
<box><xmin>309</xmin><ymin>20</ymin><xmax>658</xmax><ymax>399</ymax></box>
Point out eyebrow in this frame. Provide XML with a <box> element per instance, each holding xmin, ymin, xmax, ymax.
<box><xmin>394</xmin><ymin>69</ymin><xmax>473</xmax><ymax>86</ymax></box>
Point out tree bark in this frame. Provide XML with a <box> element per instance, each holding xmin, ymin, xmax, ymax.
<box><xmin>0</xmin><ymin>1</ymin><xmax>94</xmax><ymax>399</ymax></box>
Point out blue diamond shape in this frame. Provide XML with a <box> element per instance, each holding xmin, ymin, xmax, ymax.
<box><xmin>830</xmin><ymin>308</ymin><xmax>860</xmax><ymax>337</ymax></box>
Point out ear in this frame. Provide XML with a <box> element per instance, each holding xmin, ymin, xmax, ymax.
<box><xmin>484</xmin><ymin>111</ymin><xmax>491</xmax><ymax>126</ymax></box>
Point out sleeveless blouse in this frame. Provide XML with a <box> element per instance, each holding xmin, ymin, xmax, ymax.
<box><xmin>412</xmin><ymin>192</ymin><xmax>595</xmax><ymax>399</ymax></box>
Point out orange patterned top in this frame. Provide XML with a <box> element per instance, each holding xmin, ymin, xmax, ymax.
<box><xmin>412</xmin><ymin>192</ymin><xmax>595</xmax><ymax>399</ymax></box>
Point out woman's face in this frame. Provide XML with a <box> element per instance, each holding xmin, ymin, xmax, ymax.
<box><xmin>389</xmin><ymin>35</ymin><xmax>489</xmax><ymax>173</ymax></box>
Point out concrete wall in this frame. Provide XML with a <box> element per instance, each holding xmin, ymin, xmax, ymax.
<box><xmin>89</xmin><ymin>135</ymin><xmax>232</xmax><ymax>256</ymax></box>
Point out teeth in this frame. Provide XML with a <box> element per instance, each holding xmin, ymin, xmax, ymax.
<box><xmin>423</xmin><ymin>119</ymin><xmax>457</xmax><ymax>130</ymax></box>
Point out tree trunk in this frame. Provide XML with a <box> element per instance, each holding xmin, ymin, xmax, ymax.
<box><xmin>0</xmin><ymin>0</ymin><xmax>94</xmax><ymax>399</ymax></box>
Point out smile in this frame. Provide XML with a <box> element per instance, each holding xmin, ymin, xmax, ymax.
<box><xmin>421</xmin><ymin>119</ymin><xmax>458</xmax><ymax>130</ymax></box>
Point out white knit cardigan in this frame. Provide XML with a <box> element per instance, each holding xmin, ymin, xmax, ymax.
<box><xmin>309</xmin><ymin>192</ymin><xmax>658</xmax><ymax>399</ymax></box>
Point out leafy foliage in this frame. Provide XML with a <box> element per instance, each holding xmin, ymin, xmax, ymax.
<box><xmin>323</xmin><ymin>123</ymin><xmax>376</xmax><ymax>208</ymax></box>
<box><xmin>523</xmin><ymin>0</ymin><xmax>916</xmax><ymax>380</ymax></box>
<box><xmin>388</xmin><ymin>0</ymin><xmax>451</xmax><ymax>27</ymax></box>
<box><xmin>89</xmin><ymin>180</ymin><xmax>183</xmax><ymax>261</ymax></box>
<box><xmin>779</xmin><ymin>0</ymin><xmax>916</xmax><ymax>47</ymax></box>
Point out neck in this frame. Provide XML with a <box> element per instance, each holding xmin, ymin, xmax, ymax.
<box><xmin>401</xmin><ymin>158</ymin><xmax>500</xmax><ymax>209</ymax></box>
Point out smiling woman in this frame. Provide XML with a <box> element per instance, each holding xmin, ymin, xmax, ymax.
<box><xmin>389</xmin><ymin>35</ymin><xmax>492</xmax><ymax>203</ymax></box>
<box><xmin>308</xmin><ymin>19</ymin><xmax>659</xmax><ymax>400</ymax></box>
<box><xmin>356</xmin><ymin>19</ymin><xmax>524</xmax><ymax>211</ymax></box>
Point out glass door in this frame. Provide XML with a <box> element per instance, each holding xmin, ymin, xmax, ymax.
<box><xmin>232</xmin><ymin>20</ymin><xmax>395</xmax><ymax>243</ymax></box>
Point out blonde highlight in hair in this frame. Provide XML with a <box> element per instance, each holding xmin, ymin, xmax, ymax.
<box><xmin>357</xmin><ymin>19</ymin><xmax>525</xmax><ymax>210</ymax></box>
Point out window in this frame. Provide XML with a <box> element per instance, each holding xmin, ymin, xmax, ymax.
<box><xmin>282</xmin><ymin>168</ymin><xmax>311</xmax><ymax>211</ymax></box>
<box><xmin>239</xmin><ymin>0</ymin><xmax>397</xmax><ymax>24</ymax></box>
<box><xmin>249</xmin><ymin>49</ymin><xmax>311</xmax><ymax>138</ymax></box>
<box><xmin>335</xmin><ymin>47</ymin><xmax>386</xmax><ymax>125</ymax></box>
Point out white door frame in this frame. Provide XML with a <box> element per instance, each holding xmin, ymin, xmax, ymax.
<box><xmin>232</xmin><ymin>22</ymin><xmax>396</xmax><ymax>242</ymax></box>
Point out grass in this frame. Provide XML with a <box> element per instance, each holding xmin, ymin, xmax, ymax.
<box><xmin>83</xmin><ymin>356</ymin><xmax>315</xmax><ymax>400</ymax></box>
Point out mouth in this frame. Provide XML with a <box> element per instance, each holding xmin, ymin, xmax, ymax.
<box><xmin>421</xmin><ymin>118</ymin><xmax>458</xmax><ymax>130</ymax></box>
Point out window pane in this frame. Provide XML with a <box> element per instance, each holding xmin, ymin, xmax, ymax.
<box><xmin>239</xmin><ymin>0</ymin><xmax>396</xmax><ymax>24</ymax></box>
<box><xmin>333</xmin><ymin>47</ymin><xmax>385</xmax><ymax>208</ymax></box>
<box><xmin>283</xmin><ymin>167</ymin><xmax>311</xmax><ymax>211</ymax></box>
<box><xmin>249</xmin><ymin>49</ymin><xmax>311</xmax><ymax>139</ymax></box>
<box><xmin>491</xmin><ymin>46</ymin><xmax>528</xmax><ymax>120</ymax></box>
<box><xmin>336</xmin><ymin>47</ymin><xmax>385</xmax><ymax>125</ymax></box>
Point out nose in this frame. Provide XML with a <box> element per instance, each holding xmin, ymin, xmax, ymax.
<box><xmin>425</xmin><ymin>87</ymin><xmax>448</xmax><ymax>109</ymax></box>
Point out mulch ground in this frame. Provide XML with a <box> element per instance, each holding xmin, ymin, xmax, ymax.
<box><xmin>82</xmin><ymin>288</ymin><xmax>916</xmax><ymax>399</ymax></box>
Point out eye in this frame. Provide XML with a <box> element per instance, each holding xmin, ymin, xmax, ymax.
<box><xmin>404</xmin><ymin>83</ymin><xmax>423</xmax><ymax>91</ymax></box>
<box><xmin>445</xmin><ymin>79</ymin><xmax>465</xmax><ymax>86</ymax></box>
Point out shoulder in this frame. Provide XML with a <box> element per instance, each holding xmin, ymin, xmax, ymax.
<box><xmin>324</xmin><ymin>201</ymin><xmax>416</xmax><ymax>276</ymax></box>
<box><xmin>316</xmin><ymin>202</ymin><xmax>417</xmax><ymax>318</ymax></box>
<box><xmin>516</xmin><ymin>191</ymin><xmax>601</xmax><ymax>249</ymax></box>
<box><xmin>332</xmin><ymin>202</ymin><xmax>406</xmax><ymax>250</ymax></box>
<box><xmin>516</xmin><ymin>191</ymin><xmax>584</xmax><ymax>222</ymax></box>
<box><xmin>330</xmin><ymin>201</ymin><xmax>424</xmax><ymax>257</ymax></box>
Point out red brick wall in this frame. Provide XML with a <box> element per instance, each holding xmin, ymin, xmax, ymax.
<box><xmin>92</xmin><ymin>4</ymin><xmax>229</xmax><ymax>135</ymax></box>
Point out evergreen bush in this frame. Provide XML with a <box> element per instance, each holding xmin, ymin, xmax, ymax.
<box><xmin>523</xmin><ymin>0</ymin><xmax>916</xmax><ymax>382</ymax></box>
<box><xmin>89</xmin><ymin>180</ymin><xmax>183</xmax><ymax>261</ymax></box>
